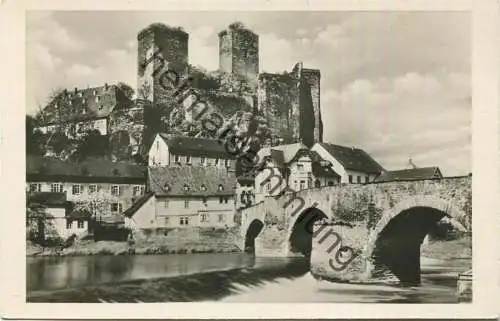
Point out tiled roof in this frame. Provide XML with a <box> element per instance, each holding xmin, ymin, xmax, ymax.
<box><xmin>123</xmin><ymin>192</ymin><xmax>154</xmax><ymax>218</ymax></box>
<box><xmin>26</xmin><ymin>156</ymin><xmax>147</xmax><ymax>183</ymax></box>
<box><xmin>375</xmin><ymin>167</ymin><xmax>443</xmax><ymax>182</ymax></box>
<box><xmin>317</xmin><ymin>142</ymin><xmax>384</xmax><ymax>174</ymax></box>
<box><xmin>312</xmin><ymin>162</ymin><xmax>341</xmax><ymax>178</ymax></box>
<box><xmin>38</xmin><ymin>84</ymin><xmax>133</xmax><ymax>126</ymax></box>
<box><xmin>158</xmin><ymin>134</ymin><xmax>237</xmax><ymax>159</ymax></box>
<box><xmin>148</xmin><ymin>166</ymin><xmax>237</xmax><ymax>196</ymax></box>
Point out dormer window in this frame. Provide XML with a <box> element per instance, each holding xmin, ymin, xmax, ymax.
<box><xmin>163</xmin><ymin>184</ymin><xmax>171</xmax><ymax>192</ymax></box>
<box><xmin>183</xmin><ymin>184</ymin><xmax>190</xmax><ymax>192</ymax></box>
<box><xmin>218</xmin><ymin>184</ymin><xmax>224</xmax><ymax>192</ymax></box>
<box><xmin>93</xmin><ymin>90</ymin><xmax>97</xmax><ymax>95</ymax></box>
<box><xmin>95</xmin><ymin>96</ymin><xmax>100</xmax><ymax>103</ymax></box>
<box><xmin>201</xmin><ymin>184</ymin><xmax>207</xmax><ymax>192</ymax></box>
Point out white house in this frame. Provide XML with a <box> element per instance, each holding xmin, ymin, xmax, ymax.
<box><xmin>124</xmin><ymin>166</ymin><xmax>237</xmax><ymax>229</ymax></box>
<box><xmin>311</xmin><ymin>142</ymin><xmax>384</xmax><ymax>184</ymax></box>
<box><xmin>253</xmin><ymin>143</ymin><xmax>341</xmax><ymax>203</ymax></box>
<box><xmin>27</xmin><ymin>192</ymin><xmax>89</xmax><ymax>239</ymax></box>
<box><xmin>148</xmin><ymin>133</ymin><xmax>236</xmax><ymax>168</ymax></box>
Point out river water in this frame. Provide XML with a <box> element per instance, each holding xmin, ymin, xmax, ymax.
<box><xmin>27</xmin><ymin>253</ymin><xmax>471</xmax><ymax>303</ymax></box>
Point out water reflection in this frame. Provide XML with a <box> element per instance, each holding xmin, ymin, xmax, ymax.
<box><xmin>28</xmin><ymin>253</ymin><xmax>257</xmax><ymax>292</ymax></box>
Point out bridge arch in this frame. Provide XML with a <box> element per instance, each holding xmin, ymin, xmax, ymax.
<box><xmin>244</xmin><ymin>219</ymin><xmax>264</xmax><ymax>253</ymax></box>
<box><xmin>288</xmin><ymin>207</ymin><xmax>328</xmax><ymax>257</ymax></box>
<box><xmin>364</xmin><ymin>196</ymin><xmax>467</xmax><ymax>285</ymax></box>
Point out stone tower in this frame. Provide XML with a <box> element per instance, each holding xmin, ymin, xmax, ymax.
<box><xmin>137</xmin><ymin>23</ymin><xmax>189</xmax><ymax>106</ymax></box>
<box><xmin>218</xmin><ymin>22</ymin><xmax>259</xmax><ymax>85</ymax></box>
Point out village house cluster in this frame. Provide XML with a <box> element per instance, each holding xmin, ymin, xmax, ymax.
<box><xmin>26</xmin><ymin>21</ymin><xmax>443</xmax><ymax>240</ymax></box>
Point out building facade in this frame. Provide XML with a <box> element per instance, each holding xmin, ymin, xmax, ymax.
<box><xmin>148</xmin><ymin>134</ymin><xmax>236</xmax><ymax>168</ymax></box>
<box><xmin>26</xmin><ymin>156</ymin><xmax>147</xmax><ymax>218</ymax></box>
<box><xmin>311</xmin><ymin>142</ymin><xmax>384</xmax><ymax>184</ymax></box>
<box><xmin>124</xmin><ymin>166</ymin><xmax>236</xmax><ymax>229</ymax></box>
<box><xmin>253</xmin><ymin>143</ymin><xmax>341</xmax><ymax>203</ymax></box>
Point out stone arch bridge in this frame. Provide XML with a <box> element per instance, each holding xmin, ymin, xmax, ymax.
<box><xmin>238</xmin><ymin>176</ymin><xmax>471</xmax><ymax>285</ymax></box>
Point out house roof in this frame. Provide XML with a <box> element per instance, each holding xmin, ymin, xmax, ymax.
<box><xmin>148</xmin><ymin>166</ymin><xmax>237</xmax><ymax>197</ymax></box>
<box><xmin>258</xmin><ymin>143</ymin><xmax>308</xmax><ymax>165</ymax></box>
<box><xmin>317</xmin><ymin>142</ymin><xmax>384</xmax><ymax>174</ymax></box>
<box><xmin>123</xmin><ymin>192</ymin><xmax>154</xmax><ymax>218</ymax></box>
<box><xmin>26</xmin><ymin>156</ymin><xmax>147</xmax><ymax>183</ymax></box>
<box><xmin>312</xmin><ymin>162</ymin><xmax>341</xmax><ymax>179</ymax></box>
<box><xmin>375</xmin><ymin>167</ymin><xmax>443</xmax><ymax>182</ymax></box>
<box><xmin>37</xmin><ymin>84</ymin><xmax>133</xmax><ymax>126</ymax></box>
<box><xmin>158</xmin><ymin>134</ymin><xmax>237</xmax><ymax>160</ymax></box>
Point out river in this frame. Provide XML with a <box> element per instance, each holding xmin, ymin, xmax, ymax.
<box><xmin>27</xmin><ymin>253</ymin><xmax>471</xmax><ymax>303</ymax></box>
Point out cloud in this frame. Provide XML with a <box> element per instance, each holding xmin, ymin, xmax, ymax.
<box><xmin>321</xmin><ymin>71</ymin><xmax>471</xmax><ymax>176</ymax></box>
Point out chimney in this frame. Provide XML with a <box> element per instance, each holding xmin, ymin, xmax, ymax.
<box><xmin>105</xmin><ymin>83</ymin><xmax>109</xmax><ymax>90</ymax></box>
<box><xmin>74</xmin><ymin>87</ymin><xmax>78</xmax><ymax>94</ymax></box>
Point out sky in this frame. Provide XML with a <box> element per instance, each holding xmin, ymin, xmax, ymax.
<box><xmin>26</xmin><ymin>11</ymin><xmax>471</xmax><ymax>176</ymax></box>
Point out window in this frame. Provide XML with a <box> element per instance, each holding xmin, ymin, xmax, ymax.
<box><xmin>314</xmin><ymin>180</ymin><xmax>321</xmax><ymax>188</ymax></box>
<box><xmin>66</xmin><ymin>220</ymin><xmax>72</xmax><ymax>229</ymax></box>
<box><xmin>111</xmin><ymin>203</ymin><xmax>123</xmax><ymax>213</ymax></box>
<box><xmin>174</xmin><ymin>155</ymin><xmax>180</xmax><ymax>163</ymax></box>
<box><xmin>180</xmin><ymin>216</ymin><xmax>189</xmax><ymax>225</ymax></box>
<box><xmin>82</xmin><ymin>108</ymin><xmax>86</xmax><ymax>115</ymax></box>
<box><xmin>218</xmin><ymin>214</ymin><xmax>225</xmax><ymax>223</ymax></box>
<box><xmin>200</xmin><ymin>213</ymin><xmax>209</xmax><ymax>222</ymax></box>
<box><xmin>163</xmin><ymin>184</ymin><xmax>171</xmax><ymax>192</ymax></box>
<box><xmin>111</xmin><ymin>185</ymin><xmax>120</xmax><ymax>196</ymax></box>
<box><xmin>140</xmin><ymin>186</ymin><xmax>145</xmax><ymax>195</ymax></box>
<box><xmin>186</xmin><ymin>156</ymin><xmax>191</xmax><ymax>164</ymax></box>
<box><xmin>219</xmin><ymin>196</ymin><xmax>224</xmax><ymax>204</ymax></box>
<box><xmin>133</xmin><ymin>185</ymin><xmax>142</xmax><ymax>196</ymax></box>
<box><xmin>218</xmin><ymin>184</ymin><xmax>224</xmax><ymax>192</ymax></box>
<box><xmin>156</xmin><ymin>140</ymin><xmax>159</xmax><ymax>151</ymax></box>
<box><xmin>82</xmin><ymin>98</ymin><xmax>86</xmax><ymax>104</ymax></box>
<box><xmin>88</xmin><ymin>185</ymin><xmax>97</xmax><ymax>194</ymax></box>
<box><xmin>225</xmin><ymin>159</ymin><xmax>230</xmax><ymax>167</ymax></box>
<box><xmin>95</xmin><ymin>96</ymin><xmax>100</xmax><ymax>103</ymax></box>
<box><xmin>201</xmin><ymin>184</ymin><xmax>207</xmax><ymax>192</ymax></box>
<box><xmin>200</xmin><ymin>156</ymin><xmax>206</xmax><ymax>164</ymax></box>
<box><xmin>365</xmin><ymin>176</ymin><xmax>369</xmax><ymax>183</ymax></box>
<box><xmin>266</xmin><ymin>182</ymin><xmax>271</xmax><ymax>191</ymax></box>
<box><xmin>183</xmin><ymin>184</ymin><xmax>190</xmax><ymax>192</ymax></box>
<box><xmin>51</xmin><ymin>183</ymin><xmax>63</xmax><ymax>193</ymax></box>
<box><xmin>349</xmin><ymin>175</ymin><xmax>353</xmax><ymax>183</ymax></box>
<box><xmin>77</xmin><ymin>220</ymin><xmax>84</xmax><ymax>229</ymax></box>
<box><xmin>72</xmin><ymin>185</ymin><xmax>83</xmax><ymax>195</ymax></box>
<box><xmin>299</xmin><ymin>180</ymin><xmax>305</xmax><ymax>190</ymax></box>
<box><xmin>163</xmin><ymin>200</ymin><xmax>169</xmax><ymax>208</ymax></box>
<box><xmin>184</xmin><ymin>200</ymin><xmax>189</xmax><ymax>208</ymax></box>
<box><xmin>202</xmin><ymin>197</ymin><xmax>208</xmax><ymax>205</ymax></box>
<box><xmin>164</xmin><ymin>217</ymin><xmax>169</xmax><ymax>226</ymax></box>
<box><xmin>223</xmin><ymin>196</ymin><xmax>229</xmax><ymax>204</ymax></box>
<box><xmin>214</xmin><ymin>158</ymin><xmax>219</xmax><ymax>165</ymax></box>
<box><xmin>328</xmin><ymin>181</ymin><xmax>334</xmax><ymax>186</ymax></box>
<box><xmin>297</xmin><ymin>164</ymin><xmax>304</xmax><ymax>171</ymax></box>
<box><xmin>357</xmin><ymin>176</ymin><xmax>361</xmax><ymax>184</ymax></box>
<box><xmin>29</xmin><ymin>183</ymin><xmax>41</xmax><ymax>192</ymax></box>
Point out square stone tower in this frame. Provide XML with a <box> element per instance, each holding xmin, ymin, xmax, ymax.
<box><xmin>137</xmin><ymin>23</ymin><xmax>189</xmax><ymax>106</ymax></box>
<box><xmin>218</xmin><ymin>22</ymin><xmax>259</xmax><ymax>86</ymax></box>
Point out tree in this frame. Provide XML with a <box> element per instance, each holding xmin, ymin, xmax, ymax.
<box><xmin>26</xmin><ymin>115</ymin><xmax>47</xmax><ymax>156</ymax></box>
<box><xmin>117</xmin><ymin>82</ymin><xmax>135</xmax><ymax>99</ymax></box>
<box><xmin>71</xmin><ymin>129</ymin><xmax>111</xmax><ymax>161</ymax></box>
<box><xmin>26</xmin><ymin>205</ymin><xmax>58</xmax><ymax>244</ymax></box>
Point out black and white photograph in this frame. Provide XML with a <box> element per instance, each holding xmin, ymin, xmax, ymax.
<box><xmin>23</xmin><ymin>9</ymin><xmax>474</xmax><ymax>303</ymax></box>
<box><xmin>1</xmin><ymin>0</ymin><xmax>499</xmax><ymax>318</ymax></box>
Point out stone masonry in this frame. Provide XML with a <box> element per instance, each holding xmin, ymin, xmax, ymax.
<box><xmin>238</xmin><ymin>176</ymin><xmax>471</xmax><ymax>283</ymax></box>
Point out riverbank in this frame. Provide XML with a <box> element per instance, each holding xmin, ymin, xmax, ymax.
<box><xmin>421</xmin><ymin>236</ymin><xmax>472</xmax><ymax>260</ymax></box>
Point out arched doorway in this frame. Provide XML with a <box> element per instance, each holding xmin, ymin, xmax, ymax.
<box><xmin>371</xmin><ymin>206</ymin><xmax>453</xmax><ymax>285</ymax></box>
<box><xmin>244</xmin><ymin>219</ymin><xmax>264</xmax><ymax>254</ymax></box>
<box><xmin>289</xmin><ymin>207</ymin><xmax>328</xmax><ymax>257</ymax></box>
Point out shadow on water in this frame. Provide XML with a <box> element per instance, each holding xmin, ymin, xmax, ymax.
<box><xmin>27</xmin><ymin>257</ymin><xmax>310</xmax><ymax>303</ymax></box>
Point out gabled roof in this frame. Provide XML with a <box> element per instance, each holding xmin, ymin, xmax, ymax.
<box><xmin>123</xmin><ymin>192</ymin><xmax>154</xmax><ymax>218</ymax></box>
<box><xmin>26</xmin><ymin>156</ymin><xmax>147</xmax><ymax>184</ymax></box>
<box><xmin>317</xmin><ymin>142</ymin><xmax>384</xmax><ymax>174</ymax></box>
<box><xmin>158</xmin><ymin>134</ymin><xmax>237</xmax><ymax>160</ymax></box>
<box><xmin>37</xmin><ymin>84</ymin><xmax>133</xmax><ymax>126</ymax></box>
<box><xmin>375</xmin><ymin>167</ymin><xmax>443</xmax><ymax>182</ymax></box>
<box><xmin>148</xmin><ymin>166</ymin><xmax>237</xmax><ymax>197</ymax></box>
<box><xmin>312</xmin><ymin>162</ymin><xmax>341</xmax><ymax>179</ymax></box>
